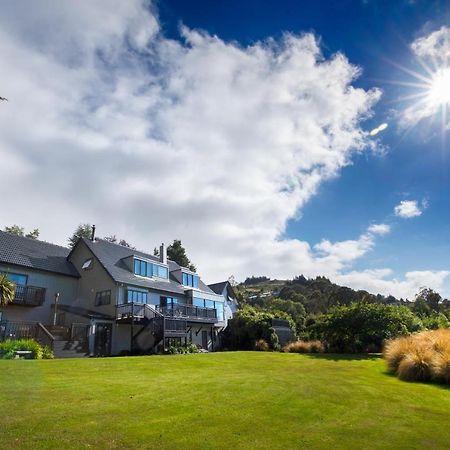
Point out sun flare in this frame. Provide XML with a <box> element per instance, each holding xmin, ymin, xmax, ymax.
<box><xmin>427</xmin><ymin>68</ymin><xmax>450</xmax><ymax>107</ymax></box>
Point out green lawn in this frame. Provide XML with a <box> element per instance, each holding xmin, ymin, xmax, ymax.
<box><xmin>1</xmin><ymin>352</ymin><xmax>450</xmax><ymax>449</ymax></box>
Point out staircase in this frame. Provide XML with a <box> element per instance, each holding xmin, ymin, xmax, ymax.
<box><xmin>52</xmin><ymin>340</ymin><xmax>89</xmax><ymax>358</ymax></box>
<box><xmin>132</xmin><ymin>304</ymin><xmax>165</xmax><ymax>353</ymax></box>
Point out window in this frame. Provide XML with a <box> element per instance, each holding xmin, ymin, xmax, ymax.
<box><xmin>95</xmin><ymin>290</ymin><xmax>111</xmax><ymax>306</ymax></box>
<box><xmin>182</xmin><ymin>272</ymin><xmax>199</xmax><ymax>288</ymax></box>
<box><xmin>3</xmin><ymin>273</ymin><xmax>27</xmax><ymax>286</ymax></box>
<box><xmin>193</xmin><ymin>297</ymin><xmax>204</xmax><ymax>307</ymax></box>
<box><xmin>133</xmin><ymin>258</ymin><xmax>168</xmax><ymax>279</ymax></box>
<box><xmin>127</xmin><ymin>290</ymin><xmax>148</xmax><ymax>304</ymax></box>
<box><xmin>193</xmin><ymin>297</ymin><xmax>225</xmax><ymax>320</ymax></box>
<box><xmin>82</xmin><ymin>258</ymin><xmax>93</xmax><ymax>270</ymax></box>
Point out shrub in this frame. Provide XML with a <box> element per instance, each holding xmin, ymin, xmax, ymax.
<box><xmin>221</xmin><ymin>306</ymin><xmax>293</xmax><ymax>351</ymax></box>
<box><xmin>255</xmin><ymin>339</ymin><xmax>269</xmax><ymax>351</ymax></box>
<box><xmin>383</xmin><ymin>336</ymin><xmax>416</xmax><ymax>372</ymax></box>
<box><xmin>384</xmin><ymin>329</ymin><xmax>450</xmax><ymax>384</ymax></box>
<box><xmin>312</xmin><ymin>302</ymin><xmax>423</xmax><ymax>353</ymax></box>
<box><xmin>0</xmin><ymin>339</ymin><xmax>53</xmax><ymax>359</ymax></box>
<box><xmin>283</xmin><ymin>340</ymin><xmax>324</xmax><ymax>354</ymax></box>
<box><xmin>397</xmin><ymin>347</ymin><xmax>434</xmax><ymax>382</ymax></box>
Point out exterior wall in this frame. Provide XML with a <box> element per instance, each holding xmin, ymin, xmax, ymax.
<box><xmin>0</xmin><ymin>263</ymin><xmax>78</xmax><ymax>324</ymax></box>
<box><xmin>68</xmin><ymin>241</ymin><xmax>117</xmax><ymax>321</ymax></box>
<box><xmin>188</xmin><ymin>324</ymin><xmax>219</xmax><ymax>351</ymax></box>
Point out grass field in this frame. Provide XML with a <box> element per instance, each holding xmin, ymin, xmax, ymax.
<box><xmin>1</xmin><ymin>352</ymin><xmax>450</xmax><ymax>449</ymax></box>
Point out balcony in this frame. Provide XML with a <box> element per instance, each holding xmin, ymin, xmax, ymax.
<box><xmin>11</xmin><ymin>285</ymin><xmax>46</xmax><ymax>307</ymax></box>
<box><xmin>157</xmin><ymin>303</ymin><xmax>217</xmax><ymax>322</ymax></box>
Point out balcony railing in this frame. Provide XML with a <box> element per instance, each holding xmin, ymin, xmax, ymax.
<box><xmin>157</xmin><ymin>303</ymin><xmax>217</xmax><ymax>322</ymax></box>
<box><xmin>12</xmin><ymin>285</ymin><xmax>46</xmax><ymax>307</ymax></box>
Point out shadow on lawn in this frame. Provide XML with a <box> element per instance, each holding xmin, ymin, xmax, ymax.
<box><xmin>303</xmin><ymin>353</ymin><xmax>381</xmax><ymax>362</ymax></box>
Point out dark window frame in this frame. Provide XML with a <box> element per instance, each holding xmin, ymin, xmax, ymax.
<box><xmin>95</xmin><ymin>290</ymin><xmax>111</xmax><ymax>306</ymax></box>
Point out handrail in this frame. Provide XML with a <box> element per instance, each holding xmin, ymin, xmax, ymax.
<box><xmin>157</xmin><ymin>303</ymin><xmax>217</xmax><ymax>321</ymax></box>
<box><xmin>36</xmin><ymin>322</ymin><xmax>55</xmax><ymax>349</ymax></box>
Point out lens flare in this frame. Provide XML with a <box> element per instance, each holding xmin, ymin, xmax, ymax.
<box><xmin>428</xmin><ymin>68</ymin><xmax>450</xmax><ymax>106</ymax></box>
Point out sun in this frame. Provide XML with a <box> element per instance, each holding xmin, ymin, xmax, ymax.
<box><xmin>427</xmin><ymin>67</ymin><xmax>450</xmax><ymax>107</ymax></box>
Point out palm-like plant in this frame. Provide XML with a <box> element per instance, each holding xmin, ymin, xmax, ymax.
<box><xmin>0</xmin><ymin>274</ymin><xmax>15</xmax><ymax>306</ymax></box>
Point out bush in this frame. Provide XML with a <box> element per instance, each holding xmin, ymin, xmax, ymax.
<box><xmin>255</xmin><ymin>339</ymin><xmax>269</xmax><ymax>351</ymax></box>
<box><xmin>312</xmin><ymin>302</ymin><xmax>423</xmax><ymax>353</ymax></box>
<box><xmin>384</xmin><ymin>329</ymin><xmax>450</xmax><ymax>384</ymax></box>
<box><xmin>283</xmin><ymin>340</ymin><xmax>324</xmax><ymax>354</ymax></box>
<box><xmin>0</xmin><ymin>339</ymin><xmax>53</xmax><ymax>359</ymax></box>
<box><xmin>167</xmin><ymin>343</ymin><xmax>200</xmax><ymax>355</ymax></box>
<box><xmin>222</xmin><ymin>306</ymin><xmax>293</xmax><ymax>351</ymax></box>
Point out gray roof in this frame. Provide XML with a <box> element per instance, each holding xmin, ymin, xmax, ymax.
<box><xmin>208</xmin><ymin>281</ymin><xmax>228</xmax><ymax>295</ymax></box>
<box><xmin>81</xmin><ymin>238</ymin><xmax>216</xmax><ymax>296</ymax></box>
<box><xmin>0</xmin><ymin>231</ymin><xmax>79</xmax><ymax>278</ymax></box>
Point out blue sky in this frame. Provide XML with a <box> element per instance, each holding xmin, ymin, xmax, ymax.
<box><xmin>158</xmin><ymin>0</ymin><xmax>450</xmax><ymax>295</ymax></box>
<box><xmin>0</xmin><ymin>0</ymin><xmax>449</xmax><ymax>298</ymax></box>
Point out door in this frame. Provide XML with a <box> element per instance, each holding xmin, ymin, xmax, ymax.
<box><xmin>94</xmin><ymin>323</ymin><xmax>112</xmax><ymax>356</ymax></box>
<box><xmin>201</xmin><ymin>330</ymin><xmax>208</xmax><ymax>350</ymax></box>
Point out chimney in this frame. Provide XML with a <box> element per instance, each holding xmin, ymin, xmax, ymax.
<box><xmin>91</xmin><ymin>225</ymin><xmax>96</xmax><ymax>241</ymax></box>
<box><xmin>159</xmin><ymin>243</ymin><xmax>167</xmax><ymax>264</ymax></box>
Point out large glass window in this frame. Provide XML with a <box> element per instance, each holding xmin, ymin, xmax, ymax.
<box><xmin>215</xmin><ymin>301</ymin><xmax>224</xmax><ymax>321</ymax></box>
<box><xmin>154</xmin><ymin>265</ymin><xmax>168</xmax><ymax>279</ymax></box>
<box><xmin>193</xmin><ymin>297</ymin><xmax>205</xmax><ymax>307</ymax></box>
<box><xmin>4</xmin><ymin>273</ymin><xmax>27</xmax><ymax>286</ymax></box>
<box><xmin>182</xmin><ymin>272</ymin><xmax>199</xmax><ymax>288</ymax></box>
<box><xmin>127</xmin><ymin>290</ymin><xmax>148</xmax><ymax>304</ymax></box>
<box><xmin>133</xmin><ymin>258</ymin><xmax>168</xmax><ymax>279</ymax></box>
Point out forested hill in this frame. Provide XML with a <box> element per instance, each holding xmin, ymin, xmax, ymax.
<box><xmin>237</xmin><ymin>275</ymin><xmax>406</xmax><ymax>315</ymax></box>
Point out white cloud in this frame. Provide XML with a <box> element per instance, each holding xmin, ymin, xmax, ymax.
<box><xmin>0</xmin><ymin>2</ymin><xmax>447</xmax><ymax>299</ymax></box>
<box><xmin>394</xmin><ymin>200</ymin><xmax>423</xmax><ymax>218</ymax></box>
<box><xmin>367</xmin><ymin>223</ymin><xmax>391</xmax><ymax>235</ymax></box>
<box><xmin>336</xmin><ymin>269</ymin><xmax>450</xmax><ymax>299</ymax></box>
<box><xmin>411</xmin><ymin>26</ymin><xmax>450</xmax><ymax>66</ymax></box>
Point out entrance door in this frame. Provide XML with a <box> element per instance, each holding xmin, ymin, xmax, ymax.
<box><xmin>94</xmin><ymin>323</ymin><xmax>112</xmax><ymax>356</ymax></box>
<box><xmin>201</xmin><ymin>330</ymin><xmax>208</xmax><ymax>350</ymax></box>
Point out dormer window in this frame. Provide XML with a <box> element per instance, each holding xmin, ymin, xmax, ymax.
<box><xmin>82</xmin><ymin>258</ymin><xmax>93</xmax><ymax>270</ymax></box>
<box><xmin>133</xmin><ymin>258</ymin><xmax>168</xmax><ymax>279</ymax></box>
<box><xmin>182</xmin><ymin>272</ymin><xmax>199</xmax><ymax>288</ymax></box>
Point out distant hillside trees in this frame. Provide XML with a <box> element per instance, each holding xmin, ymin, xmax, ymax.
<box><xmin>244</xmin><ymin>276</ymin><xmax>270</xmax><ymax>285</ymax></box>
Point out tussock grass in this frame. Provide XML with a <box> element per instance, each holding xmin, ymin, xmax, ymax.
<box><xmin>283</xmin><ymin>340</ymin><xmax>325</xmax><ymax>354</ymax></box>
<box><xmin>384</xmin><ymin>329</ymin><xmax>450</xmax><ymax>384</ymax></box>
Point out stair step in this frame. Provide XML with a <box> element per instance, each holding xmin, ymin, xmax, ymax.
<box><xmin>52</xmin><ymin>340</ymin><xmax>89</xmax><ymax>358</ymax></box>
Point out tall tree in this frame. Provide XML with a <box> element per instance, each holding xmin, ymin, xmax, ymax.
<box><xmin>4</xmin><ymin>224</ymin><xmax>39</xmax><ymax>240</ymax></box>
<box><xmin>68</xmin><ymin>223</ymin><xmax>93</xmax><ymax>248</ymax></box>
<box><xmin>415</xmin><ymin>287</ymin><xmax>442</xmax><ymax>312</ymax></box>
<box><xmin>104</xmin><ymin>235</ymin><xmax>135</xmax><ymax>249</ymax></box>
<box><xmin>0</xmin><ymin>274</ymin><xmax>15</xmax><ymax>306</ymax></box>
<box><xmin>167</xmin><ymin>239</ymin><xmax>196</xmax><ymax>272</ymax></box>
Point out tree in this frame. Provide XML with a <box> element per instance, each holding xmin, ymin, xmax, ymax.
<box><xmin>267</xmin><ymin>298</ymin><xmax>306</xmax><ymax>332</ymax></box>
<box><xmin>4</xmin><ymin>224</ymin><xmax>39</xmax><ymax>240</ymax></box>
<box><xmin>0</xmin><ymin>274</ymin><xmax>15</xmax><ymax>306</ymax></box>
<box><xmin>104</xmin><ymin>235</ymin><xmax>135</xmax><ymax>249</ymax></box>
<box><xmin>68</xmin><ymin>223</ymin><xmax>93</xmax><ymax>248</ymax></box>
<box><xmin>415</xmin><ymin>287</ymin><xmax>442</xmax><ymax>312</ymax></box>
<box><xmin>167</xmin><ymin>239</ymin><xmax>196</xmax><ymax>272</ymax></box>
<box><xmin>312</xmin><ymin>302</ymin><xmax>423</xmax><ymax>353</ymax></box>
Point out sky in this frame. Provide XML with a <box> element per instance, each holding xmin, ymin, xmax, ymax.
<box><xmin>0</xmin><ymin>0</ymin><xmax>449</xmax><ymax>299</ymax></box>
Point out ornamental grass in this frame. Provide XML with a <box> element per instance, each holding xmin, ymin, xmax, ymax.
<box><xmin>283</xmin><ymin>340</ymin><xmax>325</xmax><ymax>354</ymax></box>
<box><xmin>383</xmin><ymin>329</ymin><xmax>450</xmax><ymax>384</ymax></box>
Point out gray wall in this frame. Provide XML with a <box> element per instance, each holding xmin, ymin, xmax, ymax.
<box><xmin>68</xmin><ymin>240</ymin><xmax>118</xmax><ymax>320</ymax></box>
<box><xmin>0</xmin><ymin>263</ymin><xmax>78</xmax><ymax>324</ymax></box>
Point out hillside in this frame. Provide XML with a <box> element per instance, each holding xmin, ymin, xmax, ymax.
<box><xmin>237</xmin><ymin>275</ymin><xmax>406</xmax><ymax>315</ymax></box>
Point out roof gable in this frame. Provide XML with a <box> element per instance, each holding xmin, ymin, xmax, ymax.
<box><xmin>0</xmin><ymin>231</ymin><xmax>79</xmax><ymax>278</ymax></box>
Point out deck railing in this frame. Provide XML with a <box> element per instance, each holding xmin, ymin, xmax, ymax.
<box><xmin>12</xmin><ymin>285</ymin><xmax>46</xmax><ymax>306</ymax></box>
<box><xmin>157</xmin><ymin>303</ymin><xmax>217</xmax><ymax>321</ymax></box>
